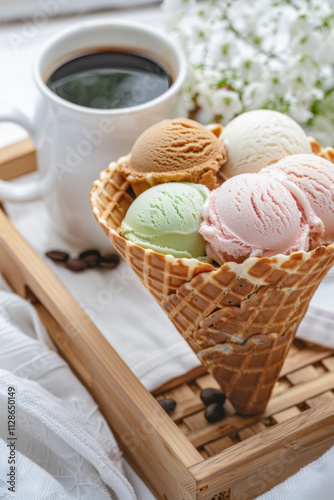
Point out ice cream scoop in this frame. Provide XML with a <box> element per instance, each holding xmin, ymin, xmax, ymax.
<box><xmin>119</xmin><ymin>118</ymin><xmax>226</xmax><ymax>196</ymax></box>
<box><xmin>199</xmin><ymin>173</ymin><xmax>309</xmax><ymax>265</ymax></box>
<box><xmin>261</xmin><ymin>154</ymin><xmax>334</xmax><ymax>246</ymax></box>
<box><xmin>120</xmin><ymin>182</ymin><xmax>209</xmax><ymax>259</ymax></box>
<box><xmin>220</xmin><ymin>110</ymin><xmax>312</xmax><ymax>179</ymax></box>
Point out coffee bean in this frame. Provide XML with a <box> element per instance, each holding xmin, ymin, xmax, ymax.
<box><xmin>46</xmin><ymin>250</ymin><xmax>69</xmax><ymax>263</ymax></box>
<box><xmin>82</xmin><ymin>254</ymin><xmax>100</xmax><ymax>268</ymax></box>
<box><xmin>200</xmin><ymin>388</ymin><xmax>226</xmax><ymax>407</ymax></box>
<box><xmin>46</xmin><ymin>249</ymin><xmax>120</xmax><ymax>272</ymax></box>
<box><xmin>100</xmin><ymin>253</ymin><xmax>120</xmax><ymax>269</ymax></box>
<box><xmin>204</xmin><ymin>403</ymin><xmax>225</xmax><ymax>423</ymax></box>
<box><xmin>158</xmin><ymin>398</ymin><xmax>176</xmax><ymax>415</ymax></box>
<box><xmin>65</xmin><ymin>258</ymin><xmax>87</xmax><ymax>272</ymax></box>
<box><xmin>79</xmin><ymin>249</ymin><xmax>101</xmax><ymax>259</ymax></box>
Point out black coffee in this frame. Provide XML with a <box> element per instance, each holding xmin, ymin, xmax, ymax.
<box><xmin>46</xmin><ymin>49</ymin><xmax>172</xmax><ymax>109</ymax></box>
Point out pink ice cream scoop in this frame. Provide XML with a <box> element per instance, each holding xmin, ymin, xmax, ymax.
<box><xmin>199</xmin><ymin>173</ymin><xmax>309</xmax><ymax>265</ymax></box>
<box><xmin>261</xmin><ymin>154</ymin><xmax>334</xmax><ymax>246</ymax></box>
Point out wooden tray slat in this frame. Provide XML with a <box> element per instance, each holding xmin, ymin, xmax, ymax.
<box><xmin>189</xmin><ymin>401</ymin><xmax>334</xmax><ymax>500</ymax></box>
<box><xmin>0</xmin><ymin>138</ymin><xmax>36</xmax><ymax>180</ymax></box>
<box><xmin>280</xmin><ymin>343</ymin><xmax>332</xmax><ymax>376</ymax></box>
<box><xmin>186</xmin><ymin>371</ymin><xmax>334</xmax><ymax>448</ymax></box>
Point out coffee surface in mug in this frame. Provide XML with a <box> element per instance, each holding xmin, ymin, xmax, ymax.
<box><xmin>46</xmin><ymin>49</ymin><xmax>173</xmax><ymax>109</ymax></box>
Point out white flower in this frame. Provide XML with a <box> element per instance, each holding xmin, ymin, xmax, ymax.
<box><xmin>211</xmin><ymin>89</ymin><xmax>243</xmax><ymax>122</ymax></box>
<box><xmin>163</xmin><ymin>0</ymin><xmax>197</xmax><ymax>30</ymax></box>
<box><xmin>265</xmin><ymin>72</ymin><xmax>288</xmax><ymax>96</ymax></box>
<box><xmin>184</xmin><ymin>61</ymin><xmax>196</xmax><ymax>89</ymax></box>
<box><xmin>232</xmin><ymin>0</ymin><xmax>273</xmax><ymax>37</ymax></box>
<box><xmin>242</xmin><ymin>82</ymin><xmax>268</xmax><ymax>109</ymax></box>
<box><xmin>200</xmin><ymin>67</ymin><xmax>223</xmax><ymax>86</ymax></box>
<box><xmin>238</xmin><ymin>57</ymin><xmax>263</xmax><ymax>81</ymax></box>
<box><xmin>209</xmin><ymin>32</ymin><xmax>239</xmax><ymax>66</ymax></box>
<box><xmin>183</xmin><ymin>16</ymin><xmax>211</xmax><ymax>44</ymax></box>
<box><xmin>289</xmin><ymin>11</ymin><xmax>314</xmax><ymax>38</ymax></box>
<box><xmin>286</xmin><ymin>56</ymin><xmax>318</xmax><ymax>91</ymax></box>
<box><xmin>317</xmin><ymin>32</ymin><xmax>334</xmax><ymax>65</ymax></box>
<box><xmin>308</xmin><ymin>115</ymin><xmax>334</xmax><ymax>146</ymax></box>
<box><xmin>195</xmin><ymin>82</ymin><xmax>214</xmax><ymax>121</ymax></box>
<box><xmin>321</xmin><ymin>65</ymin><xmax>334</xmax><ymax>91</ymax></box>
<box><xmin>309</xmin><ymin>87</ymin><xmax>325</xmax><ymax>102</ymax></box>
<box><xmin>292</xmin><ymin>31</ymin><xmax>322</xmax><ymax>58</ymax></box>
<box><xmin>163</xmin><ymin>0</ymin><xmax>334</xmax><ymax>145</ymax></box>
<box><xmin>289</xmin><ymin>100</ymin><xmax>313</xmax><ymax>124</ymax></box>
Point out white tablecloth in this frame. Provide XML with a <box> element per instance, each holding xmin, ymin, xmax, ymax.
<box><xmin>0</xmin><ymin>275</ymin><xmax>154</xmax><ymax>500</ymax></box>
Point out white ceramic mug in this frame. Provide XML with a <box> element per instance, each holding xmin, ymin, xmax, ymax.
<box><xmin>0</xmin><ymin>20</ymin><xmax>187</xmax><ymax>249</ymax></box>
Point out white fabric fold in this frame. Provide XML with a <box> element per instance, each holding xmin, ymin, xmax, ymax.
<box><xmin>0</xmin><ymin>371</ymin><xmax>135</xmax><ymax>500</ymax></box>
<box><xmin>0</xmin><ymin>1</ymin><xmax>161</xmax><ymax>22</ymax></box>
<box><xmin>297</xmin><ymin>274</ymin><xmax>334</xmax><ymax>348</ymax></box>
<box><xmin>257</xmin><ymin>445</ymin><xmax>334</xmax><ymax>500</ymax></box>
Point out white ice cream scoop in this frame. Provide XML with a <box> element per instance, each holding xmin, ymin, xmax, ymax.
<box><xmin>220</xmin><ymin>109</ymin><xmax>312</xmax><ymax>179</ymax></box>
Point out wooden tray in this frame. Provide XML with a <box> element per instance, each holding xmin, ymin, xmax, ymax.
<box><xmin>1</xmin><ymin>139</ymin><xmax>334</xmax><ymax>500</ymax></box>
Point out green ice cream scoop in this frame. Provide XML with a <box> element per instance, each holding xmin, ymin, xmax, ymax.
<box><xmin>120</xmin><ymin>182</ymin><xmax>209</xmax><ymax>259</ymax></box>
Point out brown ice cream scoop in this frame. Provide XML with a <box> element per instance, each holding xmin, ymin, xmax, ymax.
<box><xmin>119</xmin><ymin>118</ymin><xmax>226</xmax><ymax>196</ymax></box>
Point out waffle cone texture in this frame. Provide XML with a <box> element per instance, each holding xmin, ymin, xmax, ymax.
<box><xmin>91</xmin><ymin>138</ymin><xmax>334</xmax><ymax>416</ymax></box>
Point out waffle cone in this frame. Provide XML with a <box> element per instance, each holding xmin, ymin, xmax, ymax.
<box><xmin>90</xmin><ymin>138</ymin><xmax>334</xmax><ymax>416</ymax></box>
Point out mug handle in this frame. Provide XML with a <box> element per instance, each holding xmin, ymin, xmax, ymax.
<box><xmin>0</xmin><ymin>105</ymin><xmax>54</xmax><ymax>202</ymax></box>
